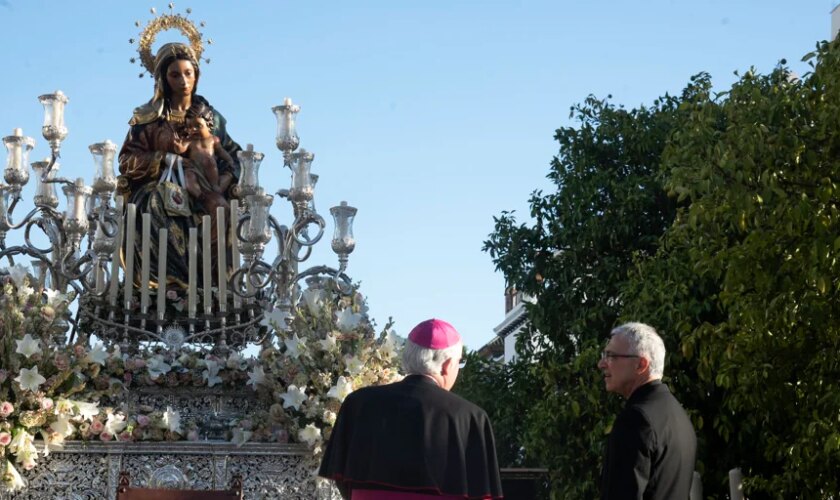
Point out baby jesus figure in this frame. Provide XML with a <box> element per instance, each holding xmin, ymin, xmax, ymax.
<box><xmin>181</xmin><ymin>102</ymin><xmax>235</xmax><ymax>215</ymax></box>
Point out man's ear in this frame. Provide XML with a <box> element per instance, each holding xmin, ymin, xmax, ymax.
<box><xmin>636</xmin><ymin>356</ymin><xmax>651</xmax><ymax>375</ymax></box>
<box><xmin>441</xmin><ymin>356</ymin><xmax>454</xmax><ymax>377</ymax></box>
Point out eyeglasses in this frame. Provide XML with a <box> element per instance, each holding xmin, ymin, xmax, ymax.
<box><xmin>600</xmin><ymin>351</ymin><xmax>639</xmax><ymax>362</ymax></box>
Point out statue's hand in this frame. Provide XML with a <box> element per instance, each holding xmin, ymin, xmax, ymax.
<box><xmin>172</xmin><ymin>136</ymin><xmax>189</xmax><ymax>155</ymax></box>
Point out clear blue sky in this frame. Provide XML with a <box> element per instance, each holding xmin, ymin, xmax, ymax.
<box><xmin>0</xmin><ymin>1</ymin><xmax>831</xmax><ymax>349</ymax></box>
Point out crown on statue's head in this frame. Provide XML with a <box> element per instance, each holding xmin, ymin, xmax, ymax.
<box><xmin>128</xmin><ymin>4</ymin><xmax>213</xmax><ymax>78</ymax></box>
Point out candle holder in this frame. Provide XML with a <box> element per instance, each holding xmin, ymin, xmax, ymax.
<box><xmin>330</xmin><ymin>201</ymin><xmax>357</xmax><ymax>271</ymax></box>
<box><xmin>235</xmin><ymin>144</ymin><xmax>264</xmax><ymax>203</ymax></box>
<box><xmin>31</xmin><ymin>159</ymin><xmax>60</xmax><ymax>208</ymax></box>
<box><xmin>3</xmin><ymin>128</ymin><xmax>35</xmax><ymax>187</ymax></box>
<box><xmin>61</xmin><ymin>178</ymin><xmax>93</xmax><ymax>253</ymax></box>
<box><xmin>39</xmin><ymin>90</ymin><xmax>69</xmax><ymax>159</ymax></box>
<box><xmin>272</xmin><ymin>97</ymin><xmax>300</xmax><ymax>158</ymax></box>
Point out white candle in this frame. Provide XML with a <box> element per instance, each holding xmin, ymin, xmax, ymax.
<box><xmin>202</xmin><ymin>215</ymin><xmax>212</xmax><ymax>315</ymax></box>
<box><xmin>123</xmin><ymin>203</ymin><xmax>137</xmax><ymax>310</ymax></box>
<box><xmin>217</xmin><ymin>206</ymin><xmax>227</xmax><ymax>313</ymax></box>
<box><xmin>230</xmin><ymin>199</ymin><xmax>241</xmax><ymax>310</ymax></box>
<box><xmin>188</xmin><ymin>227</ymin><xmax>197</xmax><ymax>319</ymax></box>
<box><xmin>140</xmin><ymin>214</ymin><xmax>151</xmax><ymax>313</ymax></box>
<box><xmin>108</xmin><ymin>196</ymin><xmax>124</xmax><ymax>307</ymax></box>
<box><xmin>11</xmin><ymin>128</ymin><xmax>22</xmax><ymax>172</ymax></box>
<box><xmin>157</xmin><ymin>228</ymin><xmax>167</xmax><ymax>321</ymax></box>
<box><xmin>52</xmin><ymin>102</ymin><xmax>64</xmax><ymax>129</ymax></box>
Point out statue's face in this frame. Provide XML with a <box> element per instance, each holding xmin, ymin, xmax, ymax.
<box><xmin>165</xmin><ymin>59</ymin><xmax>196</xmax><ymax>99</ymax></box>
<box><xmin>187</xmin><ymin>116</ymin><xmax>213</xmax><ymax>140</ymax></box>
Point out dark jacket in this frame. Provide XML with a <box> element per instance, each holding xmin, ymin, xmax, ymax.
<box><xmin>601</xmin><ymin>380</ymin><xmax>697</xmax><ymax>500</ymax></box>
<box><xmin>319</xmin><ymin>375</ymin><xmax>503</xmax><ymax>499</ymax></box>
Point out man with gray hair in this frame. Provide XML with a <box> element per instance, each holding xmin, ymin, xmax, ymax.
<box><xmin>319</xmin><ymin>318</ymin><xmax>503</xmax><ymax>500</ymax></box>
<box><xmin>597</xmin><ymin>322</ymin><xmax>696</xmax><ymax>500</ymax></box>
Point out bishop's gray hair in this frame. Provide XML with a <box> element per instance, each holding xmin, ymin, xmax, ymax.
<box><xmin>402</xmin><ymin>340</ymin><xmax>463</xmax><ymax>376</ymax></box>
<box><xmin>610</xmin><ymin>322</ymin><xmax>666</xmax><ymax>377</ymax></box>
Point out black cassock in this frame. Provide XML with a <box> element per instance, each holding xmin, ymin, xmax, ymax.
<box><xmin>600</xmin><ymin>380</ymin><xmax>697</xmax><ymax>500</ymax></box>
<box><xmin>319</xmin><ymin>375</ymin><xmax>504</xmax><ymax>499</ymax></box>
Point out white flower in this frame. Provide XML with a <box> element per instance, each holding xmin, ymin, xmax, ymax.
<box><xmin>3</xmin><ymin>460</ymin><xmax>26</xmax><ymax>491</ymax></box>
<box><xmin>41</xmin><ymin>429</ymin><xmax>64</xmax><ymax>453</ymax></box>
<box><xmin>7</xmin><ymin>263</ymin><xmax>29</xmax><ymax>287</ymax></box>
<box><xmin>74</xmin><ymin>401</ymin><xmax>100</xmax><ymax>421</ymax></box>
<box><xmin>16</xmin><ymin>284</ymin><xmax>35</xmax><ymax>299</ymax></box>
<box><xmin>50</xmin><ymin>414</ymin><xmax>75</xmax><ymax>437</ymax></box>
<box><xmin>336</xmin><ymin>307</ymin><xmax>363</xmax><ymax>332</ymax></box>
<box><xmin>378</xmin><ymin>331</ymin><xmax>403</xmax><ymax>360</ymax></box>
<box><xmin>279</xmin><ymin>385</ymin><xmax>307</xmax><ymax>411</ymax></box>
<box><xmin>261</xmin><ymin>307</ymin><xmax>292</xmax><ymax>331</ymax></box>
<box><xmin>226</xmin><ymin>352</ymin><xmax>246</xmax><ymax>370</ymax></box>
<box><xmin>104</xmin><ymin>412</ymin><xmax>127</xmax><ymax>435</ymax></box>
<box><xmin>110</xmin><ymin>344</ymin><xmax>123</xmax><ymax>361</ymax></box>
<box><xmin>147</xmin><ymin>355</ymin><xmax>172</xmax><ymax>380</ymax></box>
<box><xmin>43</xmin><ymin>288</ymin><xmax>69</xmax><ymax>307</ymax></box>
<box><xmin>354</xmin><ymin>292</ymin><xmax>370</xmax><ymax>315</ymax></box>
<box><xmin>326</xmin><ymin>376</ymin><xmax>354</xmax><ymax>403</ymax></box>
<box><xmin>161</xmin><ymin>407</ymin><xmax>182</xmax><ymax>434</ymax></box>
<box><xmin>8</xmin><ymin>430</ymin><xmax>36</xmax><ymax>456</ymax></box>
<box><xmin>298</xmin><ymin>423</ymin><xmax>322</xmax><ymax>447</ymax></box>
<box><xmin>86</xmin><ymin>343</ymin><xmax>108</xmax><ymax>366</ymax></box>
<box><xmin>230</xmin><ymin>428</ymin><xmax>252</xmax><ymax>447</ymax></box>
<box><xmin>246</xmin><ymin>365</ymin><xmax>266</xmax><ymax>389</ymax></box>
<box><xmin>55</xmin><ymin>398</ymin><xmax>74</xmax><ymax>415</ymax></box>
<box><xmin>318</xmin><ymin>332</ymin><xmax>338</xmax><ymax>352</ymax></box>
<box><xmin>14</xmin><ymin>366</ymin><xmax>46</xmax><ymax>392</ymax></box>
<box><xmin>301</xmin><ymin>288</ymin><xmax>325</xmax><ymax>315</ymax></box>
<box><xmin>283</xmin><ymin>333</ymin><xmax>307</xmax><ymax>360</ymax></box>
<box><xmin>322</xmin><ymin>410</ymin><xmax>337</xmax><ymax>426</ymax></box>
<box><xmin>15</xmin><ymin>334</ymin><xmax>42</xmax><ymax>359</ymax></box>
<box><xmin>17</xmin><ymin>449</ymin><xmax>37</xmax><ymax>471</ymax></box>
<box><xmin>344</xmin><ymin>355</ymin><xmax>365</xmax><ymax>376</ymax></box>
<box><xmin>202</xmin><ymin>359</ymin><xmax>222</xmax><ymax>387</ymax></box>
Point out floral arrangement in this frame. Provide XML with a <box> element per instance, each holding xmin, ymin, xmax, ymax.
<box><xmin>0</xmin><ymin>264</ymin><xmax>403</xmax><ymax>492</ymax></box>
<box><xmin>235</xmin><ymin>283</ymin><xmax>403</xmax><ymax>453</ymax></box>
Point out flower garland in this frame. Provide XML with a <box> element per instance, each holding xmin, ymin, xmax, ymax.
<box><xmin>0</xmin><ymin>264</ymin><xmax>403</xmax><ymax>492</ymax></box>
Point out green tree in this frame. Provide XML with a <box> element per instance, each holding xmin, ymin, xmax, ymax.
<box><xmin>623</xmin><ymin>41</ymin><xmax>840</xmax><ymax>497</ymax></box>
<box><xmin>481</xmin><ymin>39</ymin><xmax>840</xmax><ymax>499</ymax></box>
<box><xmin>482</xmin><ymin>83</ymin><xmax>705</xmax><ymax>497</ymax></box>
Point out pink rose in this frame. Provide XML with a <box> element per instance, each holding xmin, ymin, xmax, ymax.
<box><xmin>0</xmin><ymin>401</ymin><xmax>14</xmax><ymax>418</ymax></box>
<box><xmin>136</xmin><ymin>415</ymin><xmax>150</xmax><ymax>428</ymax></box>
<box><xmin>40</xmin><ymin>398</ymin><xmax>54</xmax><ymax>411</ymax></box>
<box><xmin>90</xmin><ymin>419</ymin><xmax>104</xmax><ymax>434</ymax></box>
<box><xmin>0</xmin><ymin>431</ymin><xmax>11</xmax><ymax>446</ymax></box>
<box><xmin>40</xmin><ymin>305</ymin><xmax>56</xmax><ymax>322</ymax></box>
<box><xmin>133</xmin><ymin>358</ymin><xmax>146</xmax><ymax>369</ymax></box>
<box><xmin>74</xmin><ymin>345</ymin><xmax>86</xmax><ymax>358</ymax></box>
<box><xmin>119</xmin><ymin>431</ymin><xmax>133</xmax><ymax>442</ymax></box>
<box><xmin>99</xmin><ymin>432</ymin><xmax>113</xmax><ymax>441</ymax></box>
<box><xmin>54</xmin><ymin>353</ymin><xmax>70</xmax><ymax>371</ymax></box>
